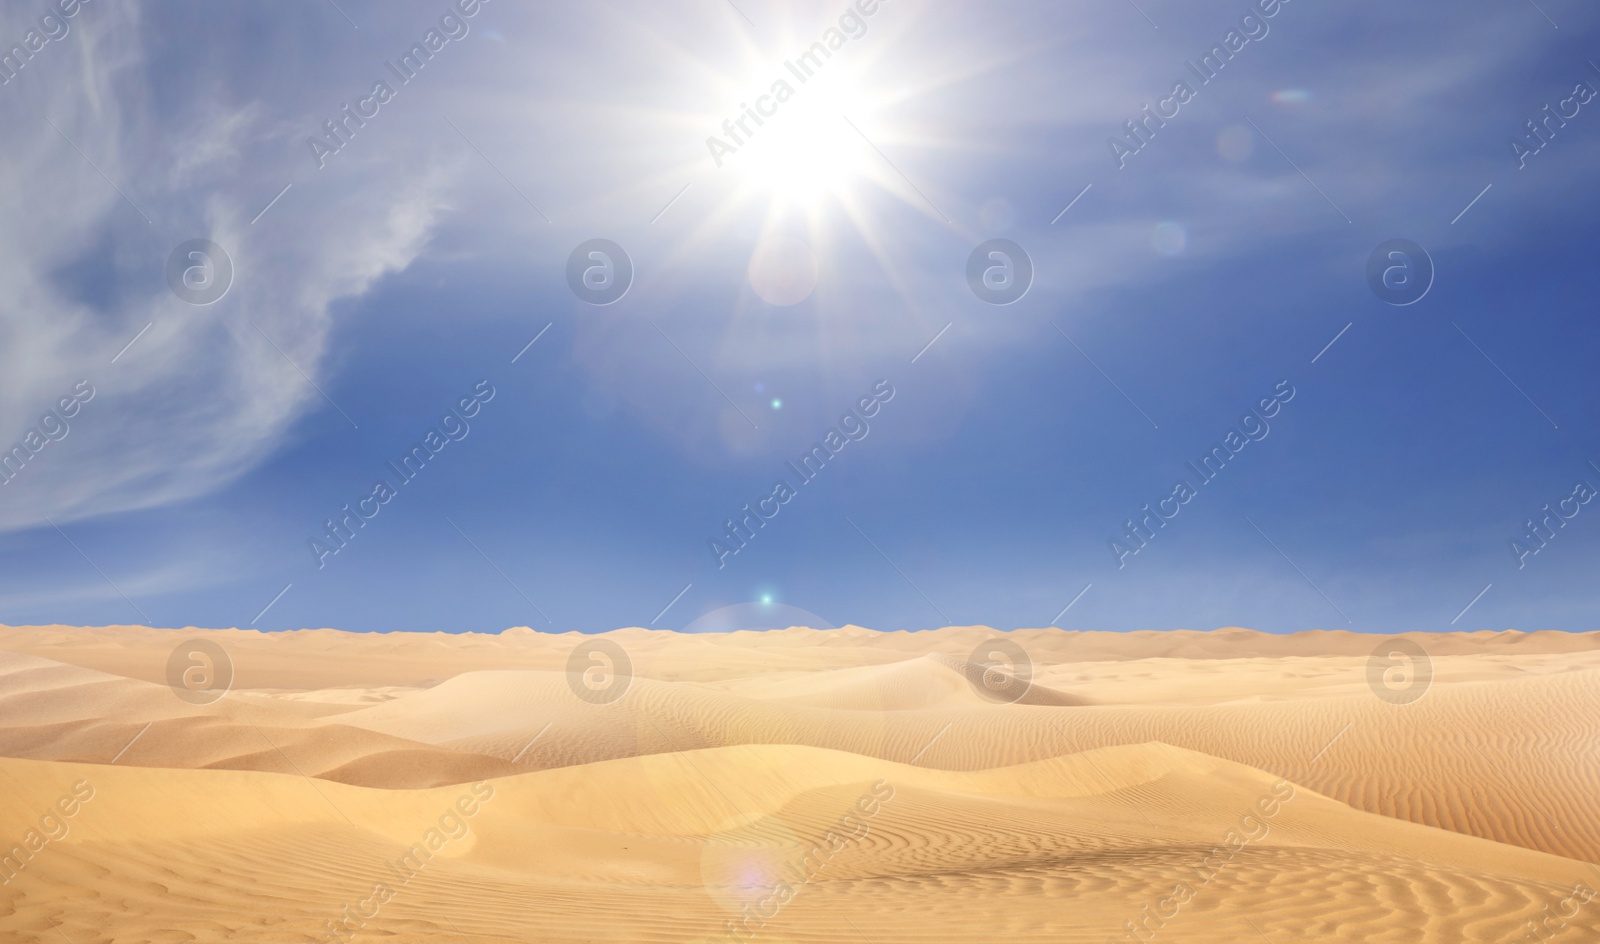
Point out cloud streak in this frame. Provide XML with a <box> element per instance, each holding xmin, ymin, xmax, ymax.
<box><xmin>0</xmin><ymin>1</ymin><xmax>448</xmax><ymax>534</ymax></box>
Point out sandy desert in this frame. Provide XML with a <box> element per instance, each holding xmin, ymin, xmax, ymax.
<box><xmin>1</xmin><ymin>623</ymin><xmax>1597</xmax><ymax>943</ymax></box>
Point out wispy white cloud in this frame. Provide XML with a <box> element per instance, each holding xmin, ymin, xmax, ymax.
<box><xmin>0</xmin><ymin>1</ymin><xmax>449</xmax><ymax>533</ymax></box>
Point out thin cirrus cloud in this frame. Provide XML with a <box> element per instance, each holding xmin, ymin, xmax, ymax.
<box><xmin>0</xmin><ymin>1</ymin><xmax>448</xmax><ymax>534</ymax></box>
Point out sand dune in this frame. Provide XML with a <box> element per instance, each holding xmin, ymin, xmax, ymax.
<box><xmin>0</xmin><ymin>650</ymin><xmax>519</xmax><ymax>787</ymax></box>
<box><xmin>4</xmin><ymin>744</ymin><xmax>1595</xmax><ymax>943</ymax></box>
<box><xmin>4</xmin><ymin>634</ymin><xmax>1599</xmax><ymax>862</ymax></box>
<box><xmin>705</xmin><ymin>652</ymin><xmax>1093</xmax><ymax>709</ymax></box>
<box><xmin>2</xmin><ymin>624</ymin><xmax>1597</xmax><ymax>942</ymax></box>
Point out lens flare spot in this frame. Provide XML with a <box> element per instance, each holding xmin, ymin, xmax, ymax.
<box><xmin>1217</xmin><ymin>125</ymin><xmax>1253</xmax><ymax>162</ymax></box>
<box><xmin>1153</xmin><ymin>222</ymin><xmax>1186</xmax><ymax>256</ymax></box>
<box><xmin>978</xmin><ymin>197</ymin><xmax>1016</xmax><ymax>231</ymax></box>
<box><xmin>748</xmin><ymin>236</ymin><xmax>819</xmax><ymax>307</ymax></box>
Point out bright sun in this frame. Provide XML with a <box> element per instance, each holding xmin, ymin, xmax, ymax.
<box><xmin>727</xmin><ymin>83</ymin><xmax>871</xmax><ymax>207</ymax></box>
<box><xmin>659</xmin><ymin>2</ymin><xmax>956</xmax><ymax>318</ymax></box>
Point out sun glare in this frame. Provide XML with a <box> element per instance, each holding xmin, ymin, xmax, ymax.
<box><xmin>652</xmin><ymin>3</ymin><xmax>959</xmax><ymax>324</ymax></box>
<box><xmin>727</xmin><ymin>82</ymin><xmax>871</xmax><ymax>207</ymax></box>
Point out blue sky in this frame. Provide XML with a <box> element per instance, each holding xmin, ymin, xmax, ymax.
<box><xmin>2</xmin><ymin>0</ymin><xmax>1599</xmax><ymax>634</ymax></box>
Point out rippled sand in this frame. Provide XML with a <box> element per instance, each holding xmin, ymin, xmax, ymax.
<box><xmin>2</xmin><ymin>624</ymin><xmax>1597</xmax><ymax>942</ymax></box>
